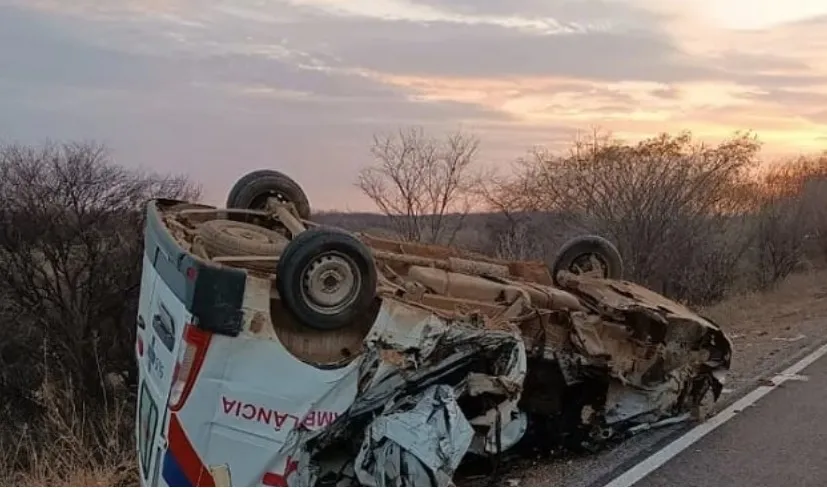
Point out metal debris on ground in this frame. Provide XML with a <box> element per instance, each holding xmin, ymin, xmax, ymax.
<box><xmin>772</xmin><ymin>334</ymin><xmax>807</xmax><ymax>342</ymax></box>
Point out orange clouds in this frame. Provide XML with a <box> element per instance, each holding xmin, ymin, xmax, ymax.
<box><xmin>371</xmin><ymin>64</ymin><xmax>827</xmax><ymax>154</ymax></box>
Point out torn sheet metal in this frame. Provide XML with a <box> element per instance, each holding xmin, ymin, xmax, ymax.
<box><xmin>278</xmin><ymin>298</ymin><xmax>528</xmax><ymax>486</ymax></box>
<box><xmin>271</xmin><ymin>273</ymin><xmax>733</xmax><ymax>487</ymax></box>
<box><xmin>353</xmin><ymin>385</ymin><xmax>473</xmax><ymax>487</ymax></box>
<box><xmin>274</xmin><ymin>276</ymin><xmax>733</xmax><ymax>486</ymax></box>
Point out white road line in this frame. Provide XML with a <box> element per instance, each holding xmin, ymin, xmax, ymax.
<box><xmin>604</xmin><ymin>341</ymin><xmax>827</xmax><ymax>487</ymax></box>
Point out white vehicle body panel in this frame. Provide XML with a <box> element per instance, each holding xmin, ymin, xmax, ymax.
<box><xmin>135</xmin><ymin>215</ymin><xmax>365</xmax><ymax>486</ymax></box>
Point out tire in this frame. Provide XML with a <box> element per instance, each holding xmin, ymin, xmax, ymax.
<box><xmin>226</xmin><ymin>170</ymin><xmax>311</xmax><ymax>219</ymax></box>
<box><xmin>198</xmin><ymin>219</ymin><xmax>289</xmax><ymax>258</ymax></box>
<box><xmin>550</xmin><ymin>235</ymin><xmax>623</xmax><ymax>286</ymax></box>
<box><xmin>276</xmin><ymin>227</ymin><xmax>377</xmax><ymax>331</ymax></box>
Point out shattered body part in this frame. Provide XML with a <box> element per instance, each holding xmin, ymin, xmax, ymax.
<box><xmin>552</xmin><ymin>272</ymin><xmax>733</xmax><ymax>444</ymax></box>
<box><xmin>278</xmin><ymin>277</ymin><xmax>730</xmax><ymax>485</ymax></box>
<box><xmin>353</xmin><ymin>385</ymin><xmax>473</xmax><ymax>487</ymax></box>
<box><xmin>282</xmin><ymin>299</ymin><xmax>528</xmax><ymax>486</ymax></box>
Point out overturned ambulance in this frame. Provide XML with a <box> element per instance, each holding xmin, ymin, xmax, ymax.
<box><xmin>134</xmin><ymin>170</ymin><xmax>732</xmax><ymax>487</ymax></box>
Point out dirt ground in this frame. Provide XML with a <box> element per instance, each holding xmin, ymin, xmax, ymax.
<box><xmin>702</xmin><ymin>266</ymin><xmax>827</xmax><ymax>395</ymax></box>
<box><xmin>473</xmin><ymin>267</ymin><xmax>827</xmax><ymax>487</ymax></box>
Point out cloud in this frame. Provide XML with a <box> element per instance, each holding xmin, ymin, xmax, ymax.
<box><xmin>255</xmin><ymin>0</ymin><xmax>716</xmax><ymax>84</ymax></box>
<box><xmin>0</xmin><ymin>7</ymin><xmax>178</xmax><ymax>90</ymax></box>
<box><xmin>1</xmin><ymin>0</ymin><xmax>826</xmax><ymax>211</ymax></box>
<box><xmin>0</xmin><ymin>3</ymin><xmax>523</xmax><ymax>209</ymax></box>
<box><xmin>260</xmin><ymin>1</ymin><xmax>827</xmax><ymax>112</ymax></box>
<box><xmin>410</xmin><ymin>0</ymin><xmax>664</xmax><ymax>28</ymax></box>
<box><xmin>319</xmin><ymin>22</ymin><xmax>709</xmax><ymax>82</ymax></box>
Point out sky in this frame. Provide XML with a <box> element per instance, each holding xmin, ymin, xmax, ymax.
<box><xmin>1</xmin><ymin>0</ymin><xmax>826</xmax><ymax>210</ymax></box>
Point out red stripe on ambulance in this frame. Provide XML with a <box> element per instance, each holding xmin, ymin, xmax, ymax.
<box><xmin>168</xmin><ymin>414</ymin><xmax>216</xmax><ymax>486</ymax></box>
<box><xmin>261</xmin><ymin>456</ymin><xmax>299</xmax><ymax>487</ymax></box>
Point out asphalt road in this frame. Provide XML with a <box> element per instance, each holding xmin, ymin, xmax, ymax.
<box><xmin>632</xmin><ymin>349</ymin><xmax>827</xmax><ymax>487</ymax></box>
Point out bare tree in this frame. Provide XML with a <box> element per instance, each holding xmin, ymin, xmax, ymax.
<box><xmin>494</xmin><ymin>218</ymin><xmax>545</xmax><ymax>261</ymax></box>
<box><xmin>806</xmin><ymin>176</ymin><xmax>827</xmax><ymax>259</ymax></box>
<box><xmin>790</xmin><ymin>153</ymin><xmax>827</xmax><ymax>260</ymax></box>
<box><xmin>0</xmin><ymin>141</ymin><xmax>200</xmax><ymax>411</ymax></box>
<box><xmin>356</xmin><ymin>127</ymin><xmax>481</xmax><ymax>245</ymax></box>
<box><xmin>754</xmin><ymin>197</ymin><xmax>808</xmax><ymax>288</ymax></box>
<box><xmin>485</xmin><ymin>129</ymin><xmax>762</xmax><ymax>303</ymax></box>
<box><xmin>754</xmin><ymin>155</ymin><xmax>827</xmax><ymax>288</ymax></box>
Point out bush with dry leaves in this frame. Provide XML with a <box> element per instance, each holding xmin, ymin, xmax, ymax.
<box><xmin>0</xmin><ymin>141</ymin><xmax>199</xmax><ymax>484</ymax></box>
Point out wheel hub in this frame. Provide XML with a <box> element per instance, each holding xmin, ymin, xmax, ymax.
<box><xmin>301</xmin><ymin>253</ymin><xmax>359</xmax><ymax>313</ymax></box>
<box><xmin>265</xmin><ymin>192</ymin><xmax>289</xmax><ymax>206</ymax></box>
<box><xmin>252</xmin><ymin>191</ymin><xmax>289</xmax><ymax>211</ymax></box>
<box><xmin>570</xmin><ymin>253</ymin><xmax>608</xmax><ymax>278</ymax></box>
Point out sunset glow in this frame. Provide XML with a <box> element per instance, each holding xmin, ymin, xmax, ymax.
<box><xmin>1</xmin><ymin>0</ymin><xmax>825</xmax><ymax>209</ymax></box>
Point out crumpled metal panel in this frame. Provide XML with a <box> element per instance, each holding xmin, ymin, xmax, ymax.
<box><xmin>353</xmin><ymin>385</ymin><xmax>474</xmax><ymax>487</ymax></box>
<box><xmin>282</xmin><ymin>280</ymin><xmax>732</xmax><ymax>485</ymax></box>
<box><xmin>278</xmin><ymin>298</ymin><xmax>528</xmax><ymax>487</ymax></box>
<box><xmin>558</xmin><ymin>273</ymin><xmax>733</xmax><ymax>371</ymax></box>
<box><xmin>560</xmin><ymin>273</ymin><xmax>732</xmax><ymax>388</ymax></box>
<box><xmin>253</xmin><ymin>273</ymin><xmax>734</xmax><ymax>487</ymax></box>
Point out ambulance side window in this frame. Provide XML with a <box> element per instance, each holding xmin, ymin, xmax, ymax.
<box><xmin>152</xmin><ymin>304</ymin><xmax>176</xmax><ymax>351</ymax></box>
<box><xmin>137</xmin><ymin>381</ymin><xmax>159</xmax><ymax>480</ymax></box>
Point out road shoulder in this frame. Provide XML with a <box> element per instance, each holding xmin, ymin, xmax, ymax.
<box><xmin>509</xmin><ymin>269</ymin><xmax>827</xmax><ymax>487</ymax></box>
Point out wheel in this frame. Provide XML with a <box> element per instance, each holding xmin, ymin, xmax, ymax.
<box><xmin>226</xmin><ymin>170</ymin><xmax>311</xmax><ymax>219</ymax></box>
<box><xmin>276</xmin><ymin>227</ymin><xmax>377</xmax><ymax>331</ymax></box>
<box><xmin>198</xmin><ymin>219</ymin><xmax>289</xmax><ymax>259</ymax></box>
<box><xmin>550</xmin><ymin>235</ymin><xmax>623</xmax><ymax>286</ymax></box>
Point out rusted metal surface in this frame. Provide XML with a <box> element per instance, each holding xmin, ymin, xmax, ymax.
<box><xmin>272</xmin><ymin>203</ymin><xmax>307</xmax><ymax>236</ymax></box>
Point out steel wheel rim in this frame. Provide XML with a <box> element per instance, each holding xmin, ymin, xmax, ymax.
<box><xmin>299</xmin><ymin>251</ymin><xmax>361</xmax><ymax>315</ymax></box>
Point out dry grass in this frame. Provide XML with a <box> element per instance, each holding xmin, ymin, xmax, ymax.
<box><xmin>702</xmin><ymin>264</ymin><xmax>827</xmax><ymax>393</ymax></box>
<box><xmin>703</xmin><ymin>264</ymin><xmax>827</xmax><ymax>330</ymax></box>
<box><xmin>1</xmin><ymin>378</ymin><xmax>137</xmax><ymax>487</ymax></box>
<box><xmin>9</xmin><ymin>458</ymin><xmax>136</xmax><ymax>488</ymax></box>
